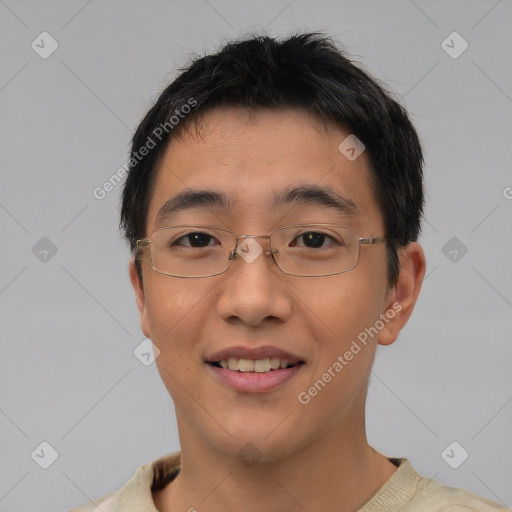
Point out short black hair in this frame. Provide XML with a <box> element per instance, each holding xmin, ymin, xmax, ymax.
<box><xmin>120</xmin><ymin>32</ymin><xmax>424</xmax><ymax>287</ymax></box>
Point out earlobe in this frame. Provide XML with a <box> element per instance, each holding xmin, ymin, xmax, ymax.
<box><xmin>378</xmin><ymin>242</ymin><xmax>426</xmax><ymax>346</ymax></box>
<box><xmin>129</xmin><ymin>258</ymin><xmax>151</xmax><ymax>338</ymax></box>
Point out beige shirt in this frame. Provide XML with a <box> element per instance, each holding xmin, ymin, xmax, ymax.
<box><xmin>70</xmin><ymin>452</ymin><xmax>510</xmax><ymax>512</ymax></box>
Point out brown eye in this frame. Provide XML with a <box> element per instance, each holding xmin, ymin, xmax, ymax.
<box><xmin>173</xmin><ymin>232</ymin><xmax>216</xmax><ymax>248</ymax></box>
<box><xmin>291</xmin><ymin>231</ymin><xmax>338</xmax><ymax>249</ymax></box>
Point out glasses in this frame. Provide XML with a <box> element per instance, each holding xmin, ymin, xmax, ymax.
<box><xmin>136</xmin><ymin>224</ymin><xmax>389</xmax><ymax>278</ymax></box>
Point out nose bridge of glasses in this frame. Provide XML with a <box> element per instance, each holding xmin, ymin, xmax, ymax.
<box><xmin>231</xmin><ymin>233</ymin><xmax>277</xmax><ymax>261</ymax></box>
<box><xmin>237</xmin><ymin>233</ymin><xmax>274</xmax><ymax>249</ymax></box>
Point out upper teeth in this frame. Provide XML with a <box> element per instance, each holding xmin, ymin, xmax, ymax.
<box><xmin>219</xmin><ymin>357</ymin><xmax>290</xmax><ymax>372</ymax></box>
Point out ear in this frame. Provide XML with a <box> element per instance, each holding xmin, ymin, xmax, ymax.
<box><xmin>378</xmin><ymin>242</ymin><xmax>426</xmax><ymax>346</ymax></box>
<box><xmin>129</xmin><ymin>258</ymin><xmax>151</xmax><ymax>339</ymax></box>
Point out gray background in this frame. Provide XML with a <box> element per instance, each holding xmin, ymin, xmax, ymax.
<box><xmin>1</xmin><ymin>1</ymin><xmax>511</xmax><ymax>510</ymax></box>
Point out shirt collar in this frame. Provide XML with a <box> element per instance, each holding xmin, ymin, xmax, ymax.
<box><xmin>110</xmin><ymin>453</ymin><xmax>422</xmax><ymax>512</ymax></box>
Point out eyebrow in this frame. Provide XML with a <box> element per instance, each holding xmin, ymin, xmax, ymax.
<box><xmin>156</xmin><ymin>190</ymin><xmax>232</xmax><ymax>224</ymax></box>
<box><xmin>272</xmin><ymin>185</ymin><xmax>357</xmax><ymax>216</ymax></box>
<box><xmin>155</xmin><ymin>184</ymin><xmax>358</xmax><ymax>224</ymax></box>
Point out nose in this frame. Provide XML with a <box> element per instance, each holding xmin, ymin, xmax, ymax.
<box><xmin>216</xmin><ymin>237</ymin><xmax>292</xmax><ymax>327</ymax></box>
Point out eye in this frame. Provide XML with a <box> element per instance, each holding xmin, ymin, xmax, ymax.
<box><xmin>290</xmin><ymin>231</ymin><xmax>339</xmax><ymax>249</ymax></box>
<box><xmin>172</xmin><ymin>231</ymin><xmax>218</xmax><ymax>248</ymax></box>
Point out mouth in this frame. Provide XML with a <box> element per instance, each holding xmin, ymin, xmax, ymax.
<box><xmin>208</xmin><ymin>357</ymin><xmax>304</xmax><ymax>373</ymax></box>
<box><xmin>205</xmin><ymin>346</ymin><xmax>306</xmax><ymax>392</ymax></box>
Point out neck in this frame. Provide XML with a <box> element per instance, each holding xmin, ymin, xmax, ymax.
<box><xmin>153</xmin><ymin>419</ymin><xmax>397</xmax><ymax>512</ymax></box>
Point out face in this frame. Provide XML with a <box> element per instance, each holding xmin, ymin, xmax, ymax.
<box><xmin>130</xmin><ymin>107</ymin><xmax>415</xmax><ymax>461</ymax></box>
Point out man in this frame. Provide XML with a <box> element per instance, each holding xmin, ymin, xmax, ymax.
<box><xmin>72</xmin><ymin>33</ymin><xmax>509</xmax><ymax>511</ymax></box>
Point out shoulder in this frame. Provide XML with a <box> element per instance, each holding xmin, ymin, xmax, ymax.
<box><xmin>410</xmin><ymin>479</ymin><xmax>510</xmax><ymax>511</ymax></box>
<box><xmin>400</xmin><ymin>461</ymin><xmax>510</xmax><ymax>512</ymax></box>
<box><xmin>67</xmin><ymin>452</ymin><xmax>181</xmax><ymax>512</ymax></box>
<box><xmin>363</xmin><ymin>458</ymin><xmax>510</xmax><ymax>512</ymax></box>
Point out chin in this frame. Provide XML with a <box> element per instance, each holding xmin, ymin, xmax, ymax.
<box><xmin>201</xmin><ymin>415</ymin><xmax>309</xmax><ymax>462</ymax></box>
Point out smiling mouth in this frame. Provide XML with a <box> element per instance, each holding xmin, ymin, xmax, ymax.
<box><xmin>209</xmin><ymin>357</ymin><xmax>305</xmax><ymax>373</ymax></box>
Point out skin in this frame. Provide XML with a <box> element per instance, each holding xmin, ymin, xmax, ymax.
<box><xmin>129</xmin><ymin>107</ymin><xmax>426</xmax><ymax>512</ymax></box>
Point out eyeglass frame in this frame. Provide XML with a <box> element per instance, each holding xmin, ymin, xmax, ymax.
<box><xmin>135</xmin><ymin>223</ymin><xmax>391</xmax><ymax>278</ymax></box>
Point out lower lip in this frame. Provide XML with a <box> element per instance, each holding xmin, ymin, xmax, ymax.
<box><xmin>206</xmin><ymin>363</ymin><xmax>305</xmax><ymax>392</ymax></box>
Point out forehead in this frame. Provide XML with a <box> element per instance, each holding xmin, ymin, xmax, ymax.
<box><xmin>146</xmin><ymin>107</ymin><xmax>383</xmax><ymax>232</ymax></box>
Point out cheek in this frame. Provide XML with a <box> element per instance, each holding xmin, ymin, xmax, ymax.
<box><xmin>148</xmin><ymin>290</ymin><xmax>207</xmax><ymax>405</ymax></box>
<box><xmin>145</xmin><ymin>277</ymin><xmax>210</xmax><ymax>332</ymax></box>
<box><xmin>315</xmin><ymin>292</ymin><xmax>380</xmax><ymax>376</ymax></box>
<box><xmin>291</xmin><ymin>273</ymin><xmax>384</xmax><ymax>347</ymax></box>
<box><xmin>144</xmin><ymin>278</ymin><xmax>213</xmax><ymax>374</ymax></box>
<box><xmin>290</xmin><ymin>275</ymin><xmax>383</xmax><ymax>391</ymax></box>
<box><xmin>292</xmin><ymin>281</ymin><xmax>381</xmax><ymax>426</ymax></box>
